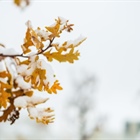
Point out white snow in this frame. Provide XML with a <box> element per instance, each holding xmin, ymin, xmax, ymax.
<box><xmin>17</xmin><ymin>64</ymin><xmax>28</xmax><ymax>75</ymax></box>
<box><xmin>25</xmin><ymin>51</ymin><xmax>37</xmax><ymax>56</ymax></box>
<box><xmin>14</xmin><ymin>96</ymin><xmax>28</xmax><ymax>108</ymax></box>
<box><xmin>58</xmin><ymin>16</ymin><xmax>68</xmax><ymax>25</ymax></box>
<box><xmin>4</xmin><ymin>57</ymin><xmax>17</xmax><ymax>79</ymax></box>
<box><xmin>0</xmin><ymin>61</ymin><xmax>6</xmax><ymax>72</ymax></box>
<box><xmin>27</xmin><ymin>106</ymin><xmax>54</xmax><ymax>123</ymax></box>
<box><xmin>25</xmin><ymin>20</ymin><xmax>32</xmax><ymax>29</ymax></box>
<box><xmin>56</xmin><ymin>36</ymin><xmax>86</xmax><ymax>50</ymax></box>
<box><xmin>16</xmin><ymin>56</ymin><xmax>56</xmax><ymax>89</ymax></box>
<box><xmin>14</xmin><ymin>95</ymin><xmax>49</xmax><ymax>108</ymax></box>
<box><xmin>35</xmin><ymin>29</ymin><xmax>49</xmax><ymax>41</ymax></box>
<box><xmin>0</xmin><ymin>47</ymin><xmax>19</xmax><ymax>57</ymax></box>
<box><xmin>0</xmin><ymin>47</ymin><xmax>5</xmax><ymax>54</ymax></box>
<box><xmin>27</xmin><ymin>107</ymin><xmax>38</xmax><ymax>117</ymax></box>
<box><xmin>0</xmin><ymin>47</ymin><xmax>19</xmax><ymax>55</ymax></box>
<box><xmin>62</xmin><ymin>40</ymin><xmax>73</xmax><ymax>49</ymax></box>
<box><xmin>15</xmin><ymin>75</ymin><xmax>31</xmax><ymax>90</ymax></box>
<box><xmin>37</xmin><ymin>59</ymin><xmax>56</xmax><ymax>88</ymax></box>
<box><xmin>28</xmin><ymin>107</ymin><xmax>53</xmax><ymax>118</ymax></box>
<box><xmin>17</xmin><ymin>59</ymin><xmax>36</xmax><ymax>76</ymax></box>
<box><xmin>57</xmin><ymin>16</ymin><xmax>69</xmax><ymax>31</ymax></box>
<box><xmin>29</xmin><ymin>55</ymin><xmax>38</xmax><ymax>62</ymax></box>
<box><xmin>3</xmin><ymin>48</ymin><xmax>19</xmax><ymax>55</ymax></box>
<box><xmin>0</xmin><ymin>78</ymin><xmax>7</xmax><ymax>84</ymax></box>
<box><xmin>73</xmin><ymin>35</ymin><xmax>87</xmax><ymax>47</ymax></box>
<box><xmin>27</xmin><ymin>63</ymin><xmax>37</xmax><ymax>76</ymax></box>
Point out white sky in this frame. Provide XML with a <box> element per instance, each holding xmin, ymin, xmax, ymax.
<box><xmin>1</xmin><ymin>0</ymin><xmax>140</xmax><ymax>137</ymax></box>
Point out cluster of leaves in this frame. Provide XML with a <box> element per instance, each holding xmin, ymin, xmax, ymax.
<box><xmin>0</xmin><ymin>17</ymin><xmax>86</xmax><ymax>125</ymax></box>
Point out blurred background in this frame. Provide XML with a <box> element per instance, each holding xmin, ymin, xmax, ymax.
<box><xmin>0</xmin><ymin>0</ymin><xmax>140</xmax><ymax>139</ymax></box>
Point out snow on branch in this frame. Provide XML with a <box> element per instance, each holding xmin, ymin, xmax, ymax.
<box><xmin>0</xmin><ymin>17</ymin><xmax>86</xmax><ymax>125</ymax></box>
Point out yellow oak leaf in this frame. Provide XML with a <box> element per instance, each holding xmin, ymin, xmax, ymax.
<box><xmin>46</xmin><ymin>80</ymin><xmax>63</xmax><ymax>94</ymax></box>
<box><xmin>0</xmin><ymin>89</ymin><xmax>11</xmax><ymax>108</ymax></box>
<box><xmin>44</xmin><ymin>48</ymin><xmax>80</xmax><ymax>63</ymax></box>
<box><xmin>0</xmin><ymin>81</ymin><xmax>12</xmax><ymax>89</ymax></box>
<box><xmin>31</xmin><ymin>30</ymin><xmax>44</xmax><ymax>51</ymax></box>
<box><xmin>25</xmin><ymin>90</ymin><xmax>33</xmax><ymax>97</ymax></box>
<box><xmin>17</xmin><ymin>59</ymin><xmax>30</xmax><ymax>65</ymax></box>
<box><xmin>22</xmin><ymin>27</ymin><xmax>44</xmax><ymax>54</ymax></box>
<box><xmin>22</xmin><ymin>28</ymin><xmax>33</xmax><ymax>54</ymax></box>
<box><xmin>29</xmin><ymin>68</ymin><xmax>46</xmax><ymax>91</ymax></box>
<box><xmin>0</xmin><ymin>71</ymin><xmax>11</xmax><ymax>78</ymax></box>
<box><xmin>53</xmin><ymin>42</ymin><xmax>73</xmax><ymax>52</ymax></box>
<box><xmin>45</xmin><ymin>22</ymin><xmax>60</xmax><ymax>37</ymax></box>
<box><xmin>36</xmin><ymin>69</ymin><xmax>46</xmax><ymax>91</ymax></box>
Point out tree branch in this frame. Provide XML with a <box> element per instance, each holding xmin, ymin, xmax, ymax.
<box><xmin>0</xmin><ymin>38</ymin><xmax>55</xmax><ymax>59</ymax></box>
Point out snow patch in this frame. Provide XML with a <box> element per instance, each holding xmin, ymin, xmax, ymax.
<box><xmin>15</xmin><ymin>75</ymin><xmax>31</xmax><ymax>90</ymax></box>
<box><xmin>14</xmin><ymin>95</ymin><xmax>49</xmax><ymax>108</ymax></box>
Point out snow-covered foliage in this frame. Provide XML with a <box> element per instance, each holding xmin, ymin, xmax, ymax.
<box><xmin>0</xmin><ymin>17</ymin><xmax>86</xmax><ymax>125</ymax></box>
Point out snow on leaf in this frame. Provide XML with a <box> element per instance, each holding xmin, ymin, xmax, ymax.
<box><xmin>57</xmin><ymin>16</ymin><xmax>68</xmax><ymax>25</ymax></box>
<box><xmin>22</xmin><ymin>26</ymin><xmax>44</xmax><ymax>54</ymax></box>
<box><xmin>73</xmin><ymin>36</ymin><xmax>87</xmax><ymax>48</ymax></box>
<box><xmin>0</xmin><ymin>62</ymin><xmax>6</xmax><ymax>72</ymax></box>
<box><xmin>25</xmin><ymin>20</ymin><xmax>32</xmax><ymax>29</ymax></box>
<box><xmin>37</xmin><ymin>59</ymin><xmax>56</xmax><ymax>88</ymax></box>
<box><xmin>27</xmin><ymin>107</ymin><xmax>54</xmax><ymax>124</ymax></box>
<box><xmin>55</xmin><ymin>36</ymin><xmax>86</xmax><ymax>51</ymax></box>
<box><xmin>15</xmin><ymin>75</ymin><xmax>31</xmax><ymax>90</ymax></box>
<box><xmin>31</xmin><ymin>30</ymin><xmax>44</xmax><ymax>51</ymax></box>
<box><xmin>14</xmin><ymin>95</ymin><xmax>49</xmax><ymax>108</ymax></box>
<box><xmin>0</xmin><ymin>17</ymin><xmax>86</xmax><ymax>125</ymax></box>
<box><xmin>35</xmin><ymin>28</ymin><xmax>49</xmax><ymax>41</ymax></box>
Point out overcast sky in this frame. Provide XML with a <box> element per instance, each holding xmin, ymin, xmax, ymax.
<box><xmin>1</xmin><ymin>0</ymin><xmax>140</xmax><ymax>137</ymax></box>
